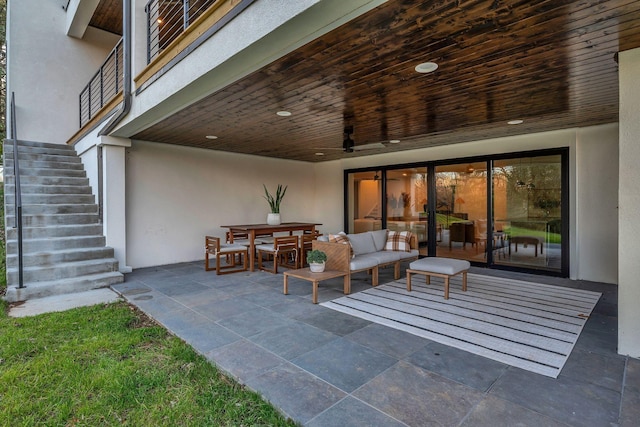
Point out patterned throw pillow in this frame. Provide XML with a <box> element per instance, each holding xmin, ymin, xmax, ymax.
<box><xmin>328</xmin><ymin>232</ymin><xmax>354</xmax><ymax>258</ymax></box>
<box><xmin>384</xmin><ymin>231</ymin><xmax>413</xmax><ymax>252</ymax></box>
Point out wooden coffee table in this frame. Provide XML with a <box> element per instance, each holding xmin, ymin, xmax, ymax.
<box><xmin>283</xmin><ymin>268</ymin><xmax>349</xmax><ymax>304</ymax></box>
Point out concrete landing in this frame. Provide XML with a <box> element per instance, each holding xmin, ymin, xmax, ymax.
<box><xmin>8</xmin><ymin>288</ymin><xmax>121</xmax><ymax>317</ymax></box>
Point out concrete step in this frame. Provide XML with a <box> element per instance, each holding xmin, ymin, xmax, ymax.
<box><xmin>8</xmin><ymin>288</ymin><xmax>121</xmax><ymax>317</ymax></box>
<box><xmin>3</xmin><ymin>139</ymin><xmax>122</xmax><ymax>302</ymax></box>
<box><xmin>3</xmin><ymin>175</ymin><xmax>90</xmax><ymax>186</ymax></box>
<box><xmin>5</xmin><ymin>139</ymin><xmax>76</xmax><ymax>151</ymax></box>
<box><xmin>5</xmin><ymin>193</ymin><xmax>95</xmax><ymax>205</ymax></box>
<box><xmin>6</xmin><ymin>246</ymin><xmax>115</xmax><ymax>268</ymax></box>
<box><xmin>3</xmin><ymin>271</ymin><xmax>125</xmax><ymax>302</ymax></box>
<box><xmin>4</xmin><ymin>167</ymin><xmax>87</xmax><ymax>178</ymax></box>
<box><xmin>4</xmin><ymin>151</ymin><xmax>82</xmax><ymax>163</ymax></box>
<box><xmin>5</xmin><ymin>183</ymin><xmax>92</xmax><ymax>195</ymax></box>
<box><xmin>6</xmin><ymin>235</ymin><xmax>107</xmax><ymax>253</ymax></box>
<box><xmin>5</xmin><ymin>203</ymin><xmax>97</xmax><ymax>216</ymax></box>
<box><xmin>7</xmin><ymin>258</ymin><xmax>120</xmax><ymax>284</ymax></box>
<box><xmin>6</xmin><ymin>223</ymin><xmax>104</xmax><ymax>240</ymax></box>
<box><xmin>6</xmin><ymin>213</ymin><xmax>99</xmax><ymax>227</ymax></box>
<box><xmin>5</xmin><ymin>158</ymin><xmax>84</xmax><ymax>170</ymax></box>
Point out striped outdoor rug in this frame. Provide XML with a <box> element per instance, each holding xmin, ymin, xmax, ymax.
<box><xmin>321</xmin><ymin>273</ymin><xmax>601</xmax><ymax>377</ymax></box>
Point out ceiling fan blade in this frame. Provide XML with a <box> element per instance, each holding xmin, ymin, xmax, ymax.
<box><xmin>353</xmin><ymin>142</ymin><xmax>386</xmax><ymax>151</ymax></box>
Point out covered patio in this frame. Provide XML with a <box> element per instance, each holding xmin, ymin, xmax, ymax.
<box><xmin>112</xmin><ymin>263</ymin><xmax>636</xmax><ymax>426</ymax></box>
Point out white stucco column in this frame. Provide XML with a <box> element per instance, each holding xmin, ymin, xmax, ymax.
<box><xmin>100</xmin><ymin>136</ymin><xmax>132</xmax><ymax>273</ymax></box>
<box><xmin>618</xmin><ymin>47</ymin><xmax>640</xmax><ymax>357</ymax></box>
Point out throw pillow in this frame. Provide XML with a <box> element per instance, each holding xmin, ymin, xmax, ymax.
<box><xmin>384</xmin><ymin>230</ymin><xmax>413</xmax><ymax>252</ymax></box>
<box><xmin>329</xmin><ymin>232</ymin><xmax>354</xmax><ymax>258</ymax></box>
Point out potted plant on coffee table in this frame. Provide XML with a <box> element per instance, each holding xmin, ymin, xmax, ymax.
<box><xmin>306</xmin><ymin>249</ymin><xmax>327</xmax><ymax>272</ymax></box>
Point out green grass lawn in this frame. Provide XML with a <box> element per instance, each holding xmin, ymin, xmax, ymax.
<box><xmin>0</xmin><ymin>302</ymin><xmax>297</xmax><ymax>426</ymax></box>
<box><xmin>0</xmin><ymin>184</ymin><xmax>295</xmax><ymax>426</ymax></box>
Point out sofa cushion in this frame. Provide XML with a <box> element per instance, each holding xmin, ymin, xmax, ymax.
<box><xmin>370</xmin><ymin>229</ymin><xmax>389</xmax><ymax>252</ymax></box>
<box><xmin>409</xmin><ymin>257</ymin><xmax>470</xmax><ymax>275</ymax></box>
<box><xmin>366</xmin><ymin>251</ymin><xmax>401</xmax><ymax>264</ymax></box>
<box><xmin>349</xmin><ymin>255</ymin><xmax>379</xmax><ymax>271</ymax></box>
<box><xmin>347</xmin><ymin>232</ymin><xmax>377</xmax><ymax>255</ymax></box>
<box><xmin>384</xmin><ymin>231</ymin><xmax>413</xmax><ymax>252</ymax></box>
<box><xmin>398</xmin><ymin>249</ymin><xmax>420</xmax><ymax>260</ymax></box>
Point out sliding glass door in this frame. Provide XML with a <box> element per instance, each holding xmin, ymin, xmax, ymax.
<box><xmin>434</xmin><ymin>162</ymin><xmax>488</xmax><ymax>264</ymax></box>
<box><xmin>386</xmin><ymin>167</ymin><xmax>428</xmax><ymax>254</ymax></box>
<box><xmin>491</xmin><ymin>155</ymin><xmax>564</xmax><ymax>273</ymax></box>
<box><xmin>344</xmin><ymin>149</ymin><xmax>567</xmax><ymax>276</ymax></box>
<box><xmin>348</xmin><ymin>170</ymin><xmax>383</xmax><ymax>234</ymax></box>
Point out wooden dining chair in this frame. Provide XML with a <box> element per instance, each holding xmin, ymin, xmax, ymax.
<box><xmin>205</xmin><ymin>236</ymin><xmax>248</xmax><ymax>275</ymax></box>
<box><xmin>255</xmin><ymin>236</ymin><xmax>299</xmax><ymax>274</ymax></box>
<box><xmin>298</xmin><ymin>230</ymin><xmax>322</xmax><ymax>268</ymax></box>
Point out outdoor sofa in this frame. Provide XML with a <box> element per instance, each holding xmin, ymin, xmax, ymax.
<box><xmin>313</xmin><ymin>229</ymin><xmax>419</xmax><ymax>290</ymax></box>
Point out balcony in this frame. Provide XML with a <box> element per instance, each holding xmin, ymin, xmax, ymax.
<box><xmin>79</xmin><ymin>39</ymin><xmax>123</xmax><ymax>128</ymax></box>
<box><xmin>77</xmin><ymin>0</ymin><xmax>243</xmax><ymax>132</ymax></box>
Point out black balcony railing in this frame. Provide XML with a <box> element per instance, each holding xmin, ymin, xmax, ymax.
<box><xmin>79</xmin><ymin>39</ymin><xmax>124</xmax><ymax>128</ymax></box>
<box><xmin>145</xmin><ymin>0</ymin><xmax>217</xmax><ymax>64</ymax></box>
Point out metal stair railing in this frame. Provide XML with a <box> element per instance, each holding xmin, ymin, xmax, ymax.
<box><xmin>9</xmin><ymin>92</ymin><xmax>25</xmax><ymax>289</ymax></box>
<box><xmin>79</xmin><ymin>38</ymin><xmax>124</xmax><ymax>128</ymax></box>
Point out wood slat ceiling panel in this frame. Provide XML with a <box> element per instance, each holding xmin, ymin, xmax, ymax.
<box><xmin>130</xmin><ymin>0</ymin><xmax>640</xmax><ymax>162</ymax></box>
<box><xmin>90</xmin><ymin>0</ymin><xmax>122</xmax><ymax>35</ymax></box>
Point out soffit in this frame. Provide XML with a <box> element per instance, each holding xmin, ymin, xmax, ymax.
<box><xmin>126</xmin><ymin>0</ymin><xmax>640</xmax><ymax>162</ymax></box>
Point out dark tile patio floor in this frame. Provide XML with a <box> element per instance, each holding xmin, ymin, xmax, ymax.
<box><xmin>112</xmin><ymin>262</ymin><xmax>639</xmax><ymax>427</ymax></box>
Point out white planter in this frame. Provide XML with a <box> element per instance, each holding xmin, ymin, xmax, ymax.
<box><xmin>267</xmin><ymin>213</ymin><xmax>281</xmax><ymax>225</ymax></box>
<box><xmin>309</xmin><ymin>261</ymin><xmax>326</xmax><ymax>273</ymax></box>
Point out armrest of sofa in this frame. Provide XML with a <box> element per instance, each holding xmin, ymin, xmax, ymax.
<box><xmin>312</xmin><ymin>240</ymin><xmax>350</xmax><ymax>273</ymax></box>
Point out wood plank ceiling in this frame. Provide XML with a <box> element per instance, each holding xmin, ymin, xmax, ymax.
<box><xmin>104</xmin><ymin>0</ymin><xmax>640</xmax><ymax>162</ymax></box>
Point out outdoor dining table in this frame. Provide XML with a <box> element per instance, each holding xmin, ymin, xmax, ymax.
<box><xmin>221</xmin><ymin>222</ymin><xmax>321</xmax><ymax>272</ymax></box>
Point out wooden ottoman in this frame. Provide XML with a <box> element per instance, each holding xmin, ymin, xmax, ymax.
<box><xmin>406</xmin><ymin>258</ymin><xmax>471</xmax><ymax>299</ymax></box>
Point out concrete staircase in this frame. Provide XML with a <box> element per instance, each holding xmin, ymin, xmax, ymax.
<box><xmin>3</xmin><ymin>140</ymin><xmax>124</xmax><ymax>302</ymax></box>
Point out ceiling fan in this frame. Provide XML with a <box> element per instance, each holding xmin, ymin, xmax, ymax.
<box><xmin>314</xmin><ymin>126</ymin><xmax>386</xmax><ymax>153</ymax></box>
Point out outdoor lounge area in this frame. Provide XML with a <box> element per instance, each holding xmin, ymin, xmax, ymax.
<box><xmin>112</xmin><ymin>262</ymin><xmax>637</xmax><ymax>426</ymax></box>
<box><xmin>5</xmin><ymin>4</ymin><xmax>640</xmax><ymax>425</ymax></box>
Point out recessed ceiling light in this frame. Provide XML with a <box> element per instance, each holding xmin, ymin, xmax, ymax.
<box><xmin>315</xmin><ymin>152</ymin><xmax>324</xmax><ymax>156</ymax></box>
<box><xmin>389</xmin><ymin>139</ymin><xmax>400</xmax><ymax>144</ymax></box>
<box><xmin>205</xmin><ymin>135</ymin><xmax>218</xmax><ymax>139</ymax></box>
<box><xmin>415</xmin><ymin>62</ymin><xmax>438</xmax><ymax>73</ymax></box>
<box><xmin>507</xmin><ymin>119</ymin><xmax>524</xmax><ymax>125</ymax></box>
<box><xmin>276</xmin><ymin>111</ymin><xmax>292</xmax><ymax>117</ymax></box>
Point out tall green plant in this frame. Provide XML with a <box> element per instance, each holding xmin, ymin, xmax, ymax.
<box><xmin>263</xmin><ymin>184</ymin><xmax>287</xmax><ymax>213</ymax></box>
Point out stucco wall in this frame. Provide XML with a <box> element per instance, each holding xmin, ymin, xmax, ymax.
<box><xmin>124</xmin><ymin>124</ymin><xmax>619</xmax><ymax>283</ymax></box>
<box><xmin>6</xmin><ymin>0</ymin><xmax>120</xmax><ymax>144</ymax></box>
<box><xmin>125</xmin><ymin>140</ymin><xmax>318</xmax><ymax>268</ymax></box>
<box><xmin>575</xmin><ymin>124</ymin><xmax>619</xmax><ymax>284</ymax></box>
<box><xmin>327</xmin><ymin>124</ymin><xmax>618</xmax><ymax>283</ymax></box>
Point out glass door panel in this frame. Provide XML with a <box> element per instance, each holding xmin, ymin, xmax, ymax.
<box><xmin>435</xmin><ymin>162</ymin><xmax>488</xmax><ymax>263</ymax></box>
<box><xmin>386</xmin><ymin>167</ymin><xmax>428</xmax><ymax>254</ymax></box>
<box><xmin>492</xmin><ymin>155</ymin><xmax>562</xmax><ymax>272</ymax></box>
<box><xmin>348</xmin><ymin>171</ymin><xmax>383</xmax><ymax>233</ymax></box>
